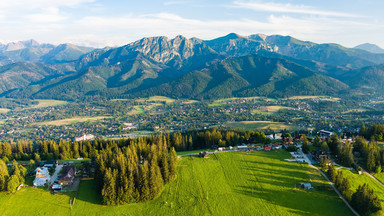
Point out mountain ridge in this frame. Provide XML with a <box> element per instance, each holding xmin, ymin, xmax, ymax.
<box><xmin>2</xmin><ymin>33</ymin><xmax>384</xmax><ymax>100</ymax></box>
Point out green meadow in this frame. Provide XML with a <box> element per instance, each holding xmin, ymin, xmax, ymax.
<box><xmin>0</xmin><ymin>151</ymin><xmax>352</xmax><ymax>216</ymax></box>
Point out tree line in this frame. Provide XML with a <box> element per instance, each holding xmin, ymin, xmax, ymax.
<box><xmin>0</xmin><ymin>129</ymin><xmax>270</xmax><ymax>163</ymax></box>
<box><xmin>324</xmin><ymin>163</ymin><xmax>381</xmax><ymax>215</ymax></box>
<box><xmin>0</xmin><ymin>159</ymin><xmax>27</xmax><ymax>193</ymax></box>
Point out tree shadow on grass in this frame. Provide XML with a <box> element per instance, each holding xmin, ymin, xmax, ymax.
<box><xmin>74</xmin><ymin>179</ymin><xmax>102</xmax><ymax>205</ymax></box>
<box><xmin>235</xmin><ymin>185</ymin><xmax>351</xmax><ymax>216</ymax></box>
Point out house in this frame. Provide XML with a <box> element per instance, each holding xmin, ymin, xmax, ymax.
<box><xmin>58</xmin><ymin>166</ymin><xmax>76</xmax><ymax>185</ymax></box>
<box><xmin>319</xmin><ymin>130</ymin><xmax>333</xmax><ymax>139</ymax></box>
<box><xmin>312</xmin><ymin>149</ymin><xmax>328</xmax><ymax>162</ymax></box>
<box><xmin>33</xmin><ymin>167</ymin><xmax>51</xmax><ymax>187</ymax></box>
<box><xmin>199</xmin><ymin>152</ymin><xmax>209</xmax><ymax>158</ymax></box>
<box><xmin>297</xmin><ymin>183</ymin><xmax>312</xmax><ymax>190</ymax></box>
<box><xmin>264</xmin><ymin>146</ymin><xmax>271</xmax><ymax>151</ymax></box>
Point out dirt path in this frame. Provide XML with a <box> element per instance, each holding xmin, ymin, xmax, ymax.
<box><xmin>300</xmin><ymin>151</ymin><xmax>360</xmax><ymax>216</ymax></box>
<box><xmin>363</xmin><ymin>170</ymin><xmax>384</xmax><ymax>187</ymax></box>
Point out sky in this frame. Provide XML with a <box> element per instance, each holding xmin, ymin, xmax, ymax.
<box><xmin>0</xmin><ymin>0</ymin><xmax>383</xmax><ymax>48</ymax></box>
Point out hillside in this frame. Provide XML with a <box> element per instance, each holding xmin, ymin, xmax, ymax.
<box><xmin>140</xmin><ymin>55</ymin><xmax>349</xmax><ymax>99</ymax></box>
<box><xmin>0</xmin><ymin>151</ymin><xmax>353</xmax><ymax>216</ymax></box>
<box><xmin>341</xmin><ymin>64</ymin><xmax>384</xmax><ymax>95</ymax></box>
<box><xmin>0</xmin><ymin>62</ymin><xmax>62</xmax><ymax>95</ymax></box>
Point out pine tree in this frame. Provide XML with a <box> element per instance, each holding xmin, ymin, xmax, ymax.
<box><xmin>160</xmin><ymin>151</ymin><xmax>169</xmax><ymax>183</ymax></box>
<box><xmin>367</xmin><ymin>151</ymin><xmax>376</xmax><ymax>172</ymax></box>
<box><xmin>335</xmin><ymin>171</ymin><xmax>343</xmax><ymax>188</ymax></box>
<box><xmin>101</xmin><ymin>168</ymin><xmax>116</xmax><ymax>205</ymax></box>
<box><xmin>11</xmin><ymin>160</ymin><xmax>26</xmax><ymax>184</ymax></box>
<box><xmin>149</xmin><ymin>159</ymin><xmax>163</xmax><ymax>199</ymax></box>
<box><xmin>0</xmin><ymin>159</ymin><xmax>9</xmax><ymax>191</ymax></box>
<box><xmin>340</xmin><ymin>178</ymin><xmax>351</xmax><ymax>196</ymax></box>
<box><xmin>169</xmin><ymin>147</ymin><xmax>177</xmax><ymax>180</ymax></box>
<box><xmin>6</xmin><ymin>175</ymin><xmax>19</xmax><ymax>193</ymax></box>
<box><xmin>319</xmin><ymin>157</ymin><xmax>328</xmax><ymax>171</ymax></box>
<box><xmin>327</xmin><ymin>163</ymin><xmax>336</xmax><ymax>182</ymax></box>
<box><xmin>139</xmin><ymin>161</ymin><xmax>150</xmax><ymax>201</ymax></box>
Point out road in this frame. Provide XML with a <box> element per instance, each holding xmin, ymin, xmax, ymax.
<box><xmin>300</xmin><ymin>151</ymin><xmax>360</xmax><ymax>216</ymax></box>
<box><xmin>47</xmin><ymin>165</ymin><xmax>62</xmax><ymax>189</ymax></box>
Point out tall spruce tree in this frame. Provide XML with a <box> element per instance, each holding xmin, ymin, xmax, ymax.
<box><xmin>0</xmin><ymin>159</ymin><xmax>9</xmax><ymax>191</ymax></box>
<box><xmin>327</xmin><ymin>163</ymin><xmax>336</xmax><ymax>182</ymax></box>
<box><xmin>149</xmin><ymin>158</ymin><xmax>163</xmax><ymax>199</ymax></box>
<box><xmin>102</xmin><ymin>168</ymin><xmax>116</xmax><ymax>205</ymax></box>
<box><xmin>139</xmin><ymin>161</ymin><xmax>150</xmax><ymax>201</ymax></box>
<box><xmin>169</xmin><ymin>147</ymin><xmax>177</xmax><ymax>180</ymax></box>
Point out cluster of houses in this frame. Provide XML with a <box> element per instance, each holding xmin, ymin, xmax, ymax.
<box><xmin>33</xmin><ymin>160</ymin><xmax>76</xmax><ymax>190</ymax></box>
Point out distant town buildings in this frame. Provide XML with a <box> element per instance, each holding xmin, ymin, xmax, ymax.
<box><xmin>75</xmin><ymin>134</ymin><xmax>95</xmax><ymax>142</ymax></box>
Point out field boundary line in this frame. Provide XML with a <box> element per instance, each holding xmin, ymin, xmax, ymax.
<box><xmin>309</xmin><ymin>165</ymin><xmax>360</xmax><ymax>216</ymax></box>
<box><xmin>301</xmin><ymin>152</ymin><xmax>359</xmax><ymax>216</ymax></box>
<box><xmin>362</xmin><ymin>169</ymin><xmax>384</xmax><ymax>187</ymax></box>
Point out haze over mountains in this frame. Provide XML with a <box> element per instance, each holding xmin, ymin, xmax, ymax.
<box><xmin>1</xmin><ymin>34</ymin><xmax>384</xmax><ymax>100</ymax></box>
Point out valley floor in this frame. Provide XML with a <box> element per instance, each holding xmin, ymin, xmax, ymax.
<box><xmin>0</xmin><ymin>151</ymin><xmax>352</xmax><ymax>215</ymax></box>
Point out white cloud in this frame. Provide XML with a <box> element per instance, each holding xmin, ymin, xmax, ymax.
<box><xmin>26</xmin><ymin>7</ymin><xmax>67</xmax><ymax>23</ymax></box>
<box><xmin>163</xmin><ymin>1</ymin><xmax>193</xmax><ymax>6</ymax></box>
<box><xmin>60</xmin><ymin>12</ymin><xmax>383</xmax><ymax>48</ymax></box>
<box><xmin>0</xmin><ymin>0</ymin><xmax>95</xmax><ymax>10</ymax></box>
<box><xmin>232</xmin><ymin>1</ymin><xmax>363</xmax><ymax>18</ymax></box>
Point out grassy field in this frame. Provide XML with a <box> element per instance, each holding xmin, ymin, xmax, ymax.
<box><xmin>286</xmin><ymin>96</ymin><xmax>341</xmax><ymax>101</ymax></box>
<box><xmin>209</xmin><ymin>97</ymin><xmax>262</xmax><ymax>107</ymax></box>
<box><xmin>253</xmin><ymin>106</ymin><xmax>292</xmax><ymax>115</ymax></box>
<box><xmin>225</xmin><ymin>121</ymin><xmax>297</xmax><ymax>131</ymax></box>
<box><xmin>71</xmin><ymin>151</ymin><xmax>352</xmax><ymax>215</ymax></box>
<box><xmin>340</xmin><ymin>169</ymin><xmax>384</xmax><ymax>215</ymax></box>
<box><xmin>28</xmin><ymin>99</ymin><xmax>69</xmax><ymax>109</ymax></box>
<box><xmin>127</xmin><ymin>106</ymin><xmax>145</xmax><ymax>115</ymax></box>
<box><xmin>0</xmin><ymin>151</ymin><xmax>352</xmax><ymax>215</ymax></box>
<box><xmin>136</xmin><ymin>96</ymin><xmax>175</xmax><ymax>104</ymax></box>
<box><xmin>0</xmin><ymin>108</ymin><xmax>10</xmax><ymax>113</ymax></box>
<box><xmin>0</xmin><ymin>187</ymin><xmax>75</xmax><ymax>216</ymax></box>
<box><xmin>34</xmin><ymin>116</ymin><xmax>111</xmax><ymax>126</ymax></box>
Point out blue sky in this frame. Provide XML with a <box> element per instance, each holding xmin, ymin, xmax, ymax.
<box><xmin>0</xmin><ymin>0</ymin><xmax>383</xmax><ymax>48</ymax></box>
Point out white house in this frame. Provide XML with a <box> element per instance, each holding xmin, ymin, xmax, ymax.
<box><xmin>33</xmin><ymin>167</ymin><xmax>51</xmax><ymax>187</ymax></box>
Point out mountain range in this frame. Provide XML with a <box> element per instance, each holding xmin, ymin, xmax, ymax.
<box><xmin>1</xmin><ymin>34</ymin><xmax>384</xmax><ymax>100</ymax></box>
